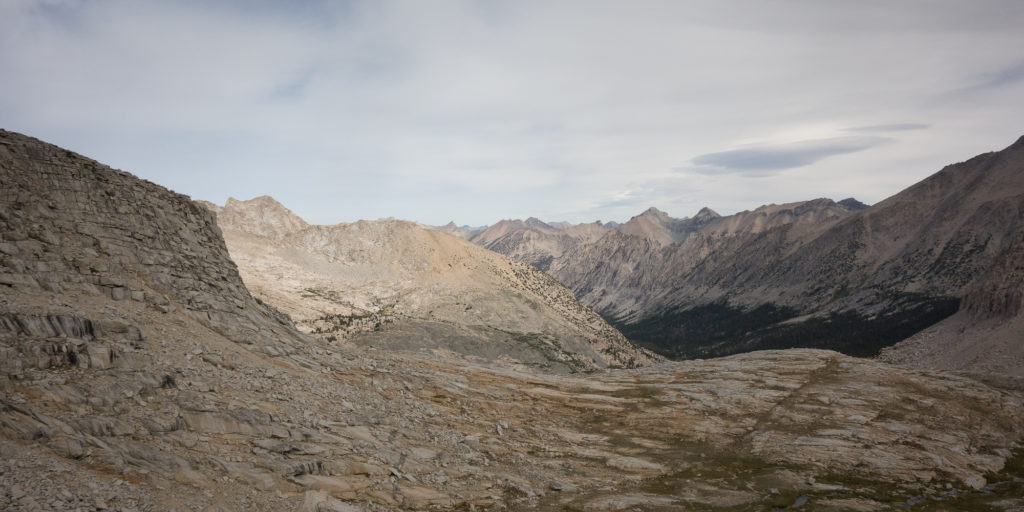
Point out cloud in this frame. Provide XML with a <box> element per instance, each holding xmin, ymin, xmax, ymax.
<box><xmin>953</xmin><ymin>61</ymin><xmax>1024</xmax><ymax>96</ymax></box>
<box><xmin>591</xmin><ymin>189</ymin><xmax>659</xmax><ymax>212</ymax></box>
<box><xmin>689</xmin><ymin>136</ymin><xmax>888</xmax><ymax>176</ymax></box>
<box><xmin>1</xmin><ymin>1</ymin><xmax>1023</xmax><ymax>225</ymax></box>
<box><xmin>845</xmin><ymin>123</ymin><xmax>930</xmax><ymax>133</ymax></box>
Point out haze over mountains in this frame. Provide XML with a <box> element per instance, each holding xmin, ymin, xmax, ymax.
<box><xmin>1</xmin><ymin>128</ymin><xmax>1024</xmax><ymax>512</ymax></box>
<box><xmin>466</xmin><ymin>136</ymin><xmax>1024</xmax><ymax>376</ymax></box>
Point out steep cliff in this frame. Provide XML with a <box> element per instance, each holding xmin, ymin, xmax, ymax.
<box><xmin>0</xmin><ymin>130</ymin><xmax>308</xmax><ymax>360</ymax></box>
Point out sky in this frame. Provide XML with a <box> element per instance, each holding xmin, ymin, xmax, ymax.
<box><xmin>2</xmin><ymin>0</ymin><xmax>1024</xmax><ymax>226</ymax></box>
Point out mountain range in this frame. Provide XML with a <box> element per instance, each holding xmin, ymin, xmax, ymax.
<box><xmin>461</xmin><ymin>137</ymin><xmax>1024</xmax><ymax>376</ymax></box>
<box><xmin>199</xmin><ymin>197</ymin><xmax>658</xmax><ymax>372</ymax></box>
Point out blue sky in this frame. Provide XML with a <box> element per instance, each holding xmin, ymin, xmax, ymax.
<box><xmin>2</xmin><ymin>0</ymin><xmax>1023</xmax><ymax>225</ymax></box>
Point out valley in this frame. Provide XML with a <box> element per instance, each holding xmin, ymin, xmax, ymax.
<box><xmin>1</xmin><ymin>128</ymin><xmax>1022</xmax><ymax>512</ymax></box>
<box><xmin>469</xmin><ymin>138</ymin><xmax>1024</xmax><ymax>376</ymax></box>
<box><xmin>4</xmin><ymin>1</ymin><xmax>1024</xmax><ymax>510</ymax></box>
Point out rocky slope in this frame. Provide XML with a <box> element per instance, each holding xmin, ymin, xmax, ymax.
<box><xmin>468</xmin><ymin>218</ymin><xmax>608</xmax><ymax>272</ymax></box>
<box><xmin>199</xmin><ymin>196</ymin><xmax>308</xmax><ymax>239</ymax></box>
<box><xmin>0</xmin><ymin>131</ymin><xmax>308</xmax><ymax>357</ymax></box>
<box><xmin>477</xmin><ymin>138</ymin><xmax>1024</xmax><ymax>373</ymax></box>
<box><xmin>550</xmin><ymin>197</ymin><xmax>871</xmax><ymax>322</ymax></box>
<box><xmin>755</xmin><ymin>138</ymin><xmax>1024</xmax><ymax>310</ymax></box>
<box><xmin>615</xmin><ymin>207</ymin><xmax>706</xmax><ymax>246</ymax></box>
<box><xmin>728</xmin><ymin>136</ymin><xmax>1024</xmax><ymax>375</ymax></box>
<box><xmin>874</xmin><ymin>139</ymin><xmax>1024</xmax><ymax>376</ymax></box>
<box><xmin>2</xmin><ymin>129</ymin><xmax>1024</xmax><ymax>511</ymax></box>
<box><xmin>208</xmin><ymin>198</ymin><xmax>658</xmax><ymax>371</ymax></box>
<box><xmin>469</xmin><ymin>199</ymin><xmax>864</xmax><ymax>324</ymax></box>
<box><xmin>473</xmin><ymin>198</ymin><xmax>866</xmax><ymax>356</ymax></box>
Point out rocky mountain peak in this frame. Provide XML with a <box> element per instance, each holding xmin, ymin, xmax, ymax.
<box><xmin>788</xmin><ymin>198</ymin><xmax>843</xmax><ymax>216</ymax></box>
<box><xmin>224</xmin><ymin>195</ymin><xmax>284</xmax><ymax>209</ymax></box>
<box><xmin>524</xmin><ymin>217</ymin><xmax>554</xmax><ymax>229</ymax></box>
<box><xmin>425</xmin><ymin>221</ymin><xmax>484</xmax><ymax>240</ymax></box>
<box><xmin>616</xmin><ymin>207</ymin><xmax>687</xmax><ymax>245</ymax></box>
<box><xmin>693</xmin><ymin>206</ymin><xmax>721</xmax><ymax>223</ymax></box>
<box><xmin>1011</xmin><ymin>133</ymin><xmax>1024</xmax><ymax>149</ymax></box>
<box><xmin>638</xmin><ymin>206</ymin><xmax>671</xmax><ymax>221</ymax></box>
<box><xmin>838</xmin><ymin>197</ymin><xmax>869</xmax><ymax>211</ymax></box>
<box><xmin>213</xmin><ymin>195</ymin><xmax>309</xmax><ymax>239</ymax></box>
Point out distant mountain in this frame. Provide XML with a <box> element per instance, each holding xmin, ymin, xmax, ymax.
<box><xmin>698</xmin><ymin>199</ymin><xmax>853</xmax><ymax>238</ymax></box>
<box><xmin>838</xmin><ymin>197</ymin><xmax>870</xmax><ymax>211</ymax></box>
<box><xmin>426</xmin><ymin>221</ymin><xmax>488</xmax><ymax>239</ymax></box>
<box><xmin>524</xmin><ymin>217</ymin><xmax>554</xmax><ymax>229</ymax></box>
<box><xmin>469</xmin><ymin>218</ymin><xmax>609</xmax><ymax>271</ymax></box>
<box><xmin>616</xmin><ymin>207</ymin><xmax>706</xmax><ymax>245</ymax></box>
<box><xmin>477</xmin><ymin>137</ymin><xmax>1024</xmax><ymax>375</ymax></box>
<box><xmin>477</xmin><ymin>198</ymin><xmax>865</xmax><ymax>325</ymax></box>
<box><xmin>208</xmin><ymin>198</ymin><xmax>659</xmax><ymax>371</ymax></box>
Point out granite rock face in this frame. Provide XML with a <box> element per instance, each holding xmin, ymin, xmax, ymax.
<box><xmin>0</xmin><ymin>130</ymin><xmax>309</xmax><ymax>356</ymax></box>
<box><xmin>199</xmin><ymin>196</ymin><xmax>309</xmax><ymax>239</ymax></box>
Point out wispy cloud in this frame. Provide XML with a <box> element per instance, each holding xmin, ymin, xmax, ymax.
<box><xmin>960</xmin><ymin>62</ymin><xmax>1024</xmax><ymax>94</ymax></box>
<box><xmin>690</xmin><ymin>136</ymin><xmax>888</xmax><ymax>176</ymax></box>
<box><xmin>936</xmin><ymin>61</ymin><xmax>1024</xmax><ymax>103</ymax></box>
<box><xmin>845</xmin><ymin>123</ymin><xmax>930</xmax><ymax>133</ymax></box>
<box><xmin>592</xmin><ymin>189</ymin><xmax>658</xmax><ymax>211</ymax></box>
